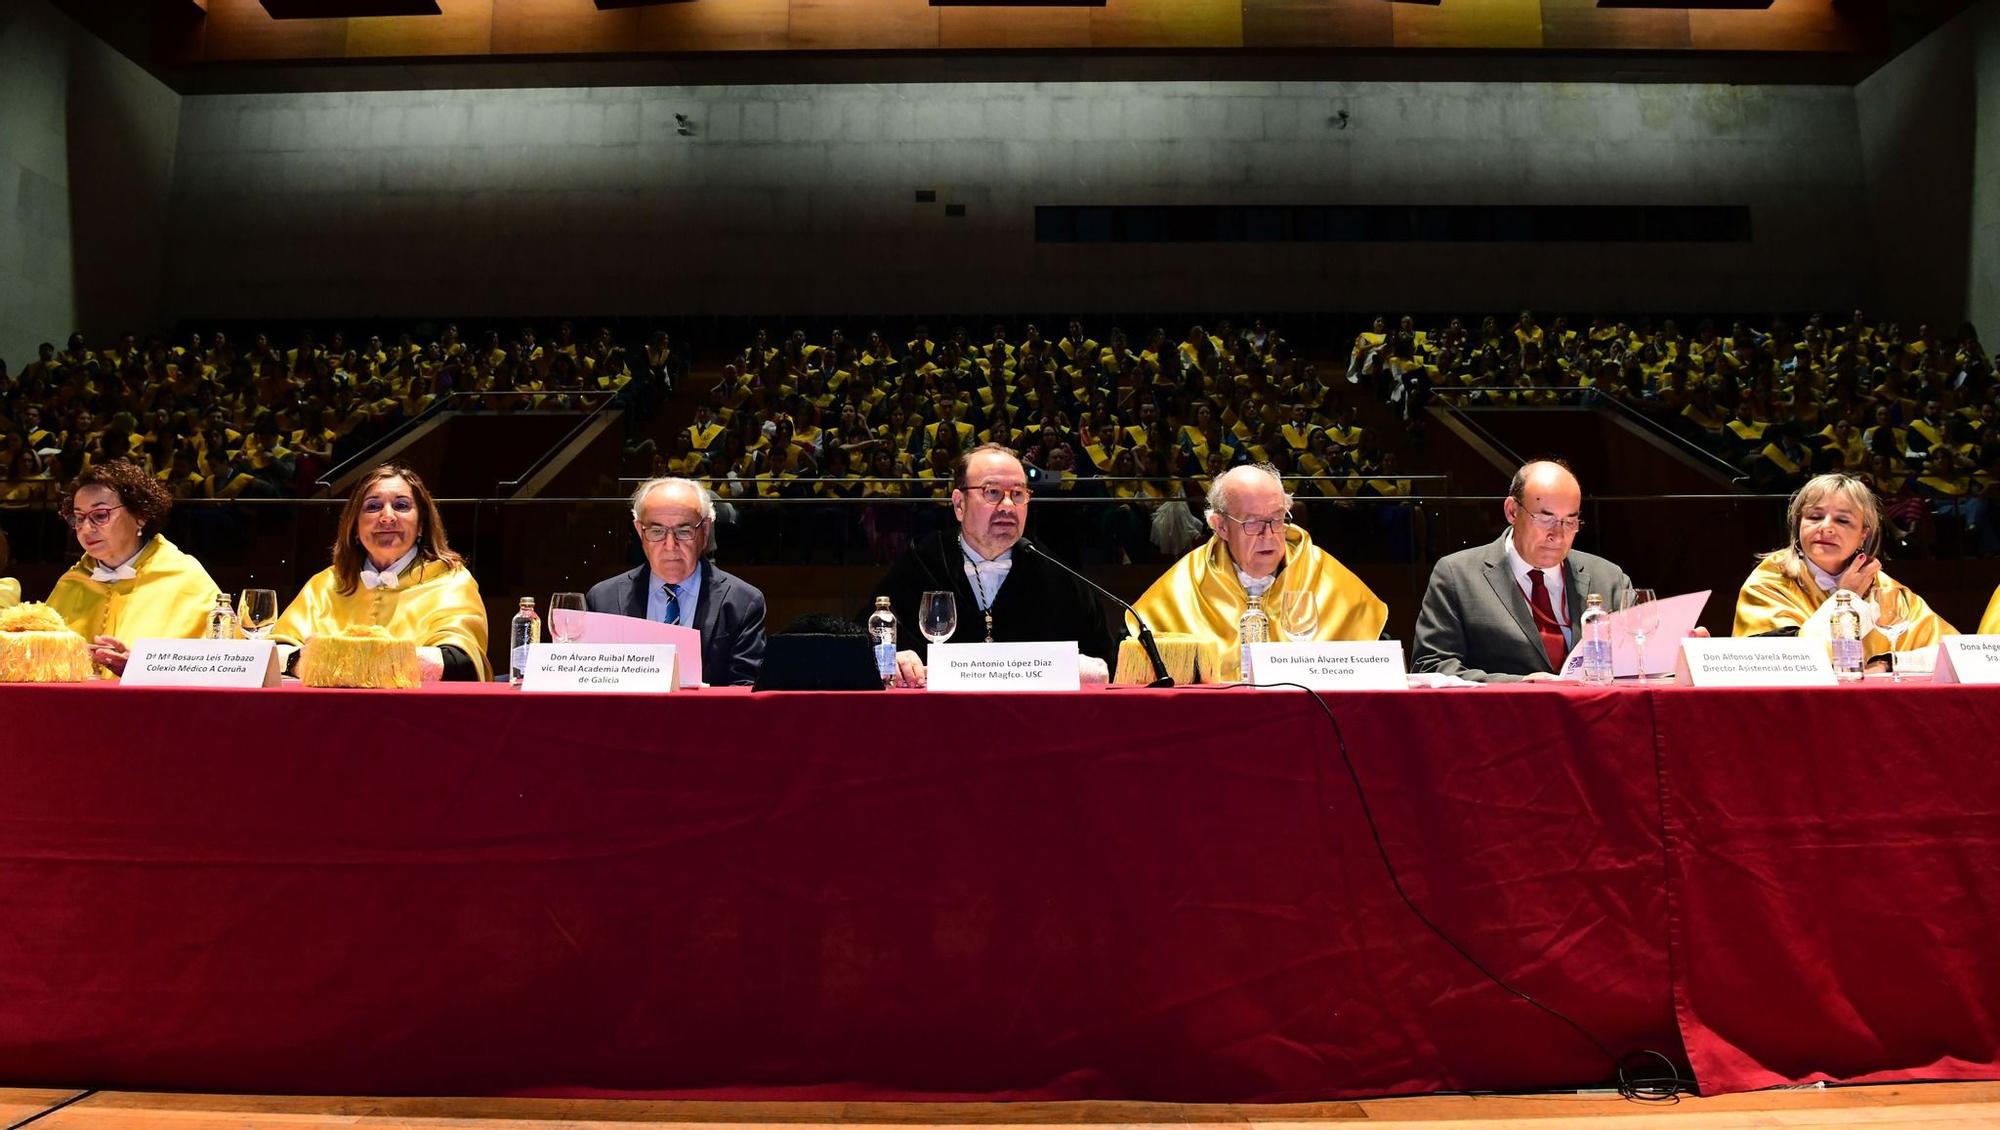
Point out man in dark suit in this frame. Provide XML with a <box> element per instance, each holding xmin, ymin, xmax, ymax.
<box><xmin>586</xmin><ymin>477</ymin><xmax>766</xmax><ymax>686</ymax></box>
<box><xmin>1412</xmin><ymin>460</ymin><xmax>1633</xmax><ymax>683</ymax></box>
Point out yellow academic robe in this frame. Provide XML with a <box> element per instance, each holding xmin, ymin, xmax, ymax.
<box><xmin>1980</xmin><ymin>587</ymin><xmax>2000</xmax><ymax>634</ymax></box>
<box><xmin>47</xmin><ymin>535</ymin><xmax>219</xmax><ymax>655</ymax></box>
<box><xmin>273</xmin><ymin>558</ymin><xmax>491</xmax><ymax>680</ymax></box>
<box><xmin>1732</xmin><ymin>555</ymin><xmax>1952</xmax><ymax>652</ymax></box>
<box><xmin>0</xmin><ymin>577</ymin><xmax>20</xmax><ymax>608</ymax></box>
<box><xmin>1133</xmin><ymin>525</ymin><xmax>1388</xmax><ymax>681</ymax></box>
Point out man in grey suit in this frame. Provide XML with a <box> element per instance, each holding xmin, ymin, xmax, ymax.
<box><xmin>1412</xmin><ymin>460</ymin><xmax>1632</xmax><ymax>683</ymax></box>
<box><xmin>586</xmin><ymin>476</ymin><xmax>767</xmax><ymax>686</ymax></box>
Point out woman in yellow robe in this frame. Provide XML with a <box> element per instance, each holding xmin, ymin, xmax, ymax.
<box><xmin>1734</xmin><ymin>471</ymin><xmax>1953</xmax><ymax>654</ymax></box>
<box><xmin>272</xmin><ymin>462</ymin><xmax>490</xmax><ymax>681</ymax></box>
<box><xmin>1134</xmin><ymin>464</ymin><xmax>1387</xmax><ymax>681</ymax></box>
<box><xmin>48</xmin><ymin>459</ymin><xmax>220</xmax><ymax>675</ymax></box>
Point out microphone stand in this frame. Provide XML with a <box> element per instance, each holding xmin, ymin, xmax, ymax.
<box><xmin>1016</xmin><ymin>536</ymin><xmax>1174</xmax><ymax>688</ymax></box>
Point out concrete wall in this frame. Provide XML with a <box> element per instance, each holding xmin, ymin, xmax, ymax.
<box><xmin>1973</xmin><ymin>3</ymin><xmax>2000</xmax><ymax>348</ymax></box>
<box><xmin>0</xmin><ymin>0</ymin><xmax>180</xmax><ymax>368</ymax></box>
<box><xmin>163</xmin><ymin>80</ymin><xmax>1872</xmax><ymax>322</ymax></box>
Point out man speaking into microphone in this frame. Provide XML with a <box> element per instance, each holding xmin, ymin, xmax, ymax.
<box><xmin>865</xmin><ymin>443</ymin><xmax>1118</xmax><ymax>687</ymax></box>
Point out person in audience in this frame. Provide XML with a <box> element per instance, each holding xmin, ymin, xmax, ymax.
<box><xmin>1411</xmin><ymin>460</ymin><xmax>1635</xmax><ymax>682</ymax></box>
<box><xmin>866</xmin><ymin>443</ymin><xmax>1115</xmax><ymax>687</ymax></box>
<box><xmin>1734</xmin><ymin>472</ymin><xmax>1953</xmax><ymax>652</ymax></box>
<box><xmin>47</xmin><ymin>458</ymin><xmax>220</xmax><ymax>676</ymax></box>
<box><xmin>1133</xmin><ymin>463</ymin><xmax>1387</xmax><ymax>679</ymax></box>
<box><xmin>585</xmin><ymin>476</ymin><xmax>766</xmax><ymax>686</ymax></box>
<box><xmin>271</xmin><ymin>462</ymin><xmax>490</xmax><ymax>681</ymax></box>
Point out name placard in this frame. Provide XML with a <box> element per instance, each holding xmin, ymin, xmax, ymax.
<box><xmin>520</xmin><ymin>643</ymin><xmax>678</xmax><ymax>693</ymax></box>
<box><xmin>1673</xmin><ymin>638</ymin><xmax>1837</xmax><ymax>688</ymax></box>
<box><xmin>1244</xmin><ymin>640</ymin><xmax>1407</xmax><ymax>691</ymax></box>
<box><xmin>1934</xmin><ymin>637</ymin><xmax>2000</xmax><ymax>684</ymax></box>
<box><xmin>123</xmin><ymin>639</ymin><xmax>280</xmax><ymax>688</ymax></box>
<box><xmin>928</xmin><ymin>642</ymin><xmax>1081</xmax><ymax>692</ymax></box>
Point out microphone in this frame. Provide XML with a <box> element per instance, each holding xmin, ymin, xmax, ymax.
<box><xmin>1015</xmin><ymin>536</ymin><xmax>1174</xmax><ymax>688</ymax></box>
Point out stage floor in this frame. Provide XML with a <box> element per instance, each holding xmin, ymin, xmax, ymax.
<box><xmin>5</xmin><ymin>1082</ymin><xmax>2000</xmax><ymax>1128</ymax></box>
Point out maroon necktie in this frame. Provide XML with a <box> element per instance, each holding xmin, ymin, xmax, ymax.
<box><xmin>1526</xmin><ymin>569</ymin><xmax>1567</xmax><ymax>672</ymax></box>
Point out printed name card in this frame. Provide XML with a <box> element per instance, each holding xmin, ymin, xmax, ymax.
<box><xmin>122</xmin><ymin>639</ymin><xmax>280</xmax><ymax>688</ymax></box>
<box><xmin>520</xmin><ymin>643</ymin><xmax>678</xmax><ymax>693</ymax></box>
<box><xmin>1244</xmin><ymin>640</ymin><xmax>1408</xmax><ymax>691</ymax></box>
<box><xmin>1673</xmin><ymin>638</ymin><xmax>1837</xmax><ymax>688</ymax></box>
<box><xmin>1934</xmin><ymin>636</ymin><xmax>2000</xmax><ymax>684</ymax></box>
<box><xmin>927</xmin><ymin>642</ymin><xmax>1081</xmax><ymax>692</ymax></box>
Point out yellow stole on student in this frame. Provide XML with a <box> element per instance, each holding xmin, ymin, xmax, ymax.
<box><xmin>273</xmin><ymin>558</ymin><xmax>491</xmax><ymax>680</ymax></box>
<box><xmin>1733</xmin><ymin>555</ymin><xmax>1952</xmax><ymax>652</ymax></box>
<box><xmin>47</xmin><ymin>535</ymin><xmax>219</xmax><ymax>651</ymax></box>
<box><xmin>1133</xmin><ymin>525</ymin><xmax>1388</xmax><ymax>681</ymax></box>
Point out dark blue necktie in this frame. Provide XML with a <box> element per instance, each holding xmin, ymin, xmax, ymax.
<box><xmin>662</xmin><ymin>582</ymin><xmax>681</xmax><ymax>625</ymax></box>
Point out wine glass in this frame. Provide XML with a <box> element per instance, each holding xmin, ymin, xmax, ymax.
<box><xmin>1873</xmin><ymin>583</ymin><xmax>1913</xmax><ymax>682</ymax></box>
<box><xmin>549</xmin><ymin>592</ymin><xmax>588</xmax><ymax>643</ymax></box>
<box><xmin>919</xmin><ymin>590</ymin><xmax>958</xmax><ymax>647</ymax></box>
<box><xmin>238</xmin><ymin>588</ymin><xmax>278</xmax><ymax>641</ymax></box>
<box><xmin>1275</xmin><ymin>590</ymin><xmax>1319</xmax><ymax>643</ymax></box>
<box><xmin>1619</xmin><ymin>588</ymin><xmax>1660</xmax><ymax>682</ymax></box>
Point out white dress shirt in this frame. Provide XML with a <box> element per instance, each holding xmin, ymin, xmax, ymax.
<box><xmin>359</xmin><ymin>545</ymin><xmax>420</xmax><ymax>590</ymax></box>
<box><xmin>959</xmin><ymin>536</ymin><xmax>1014</xmax><ymax>610</ymax></box>
<box><xmin>1503</xmin><ymin>537</ymin><xmax>1572</xmax><ymax>649</ymax></box>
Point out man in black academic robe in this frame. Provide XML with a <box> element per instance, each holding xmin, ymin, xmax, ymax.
<box><xmin>866</xmin><ymin>443</ymin><xmax>1118</xmax><ymax>686</ymax></box>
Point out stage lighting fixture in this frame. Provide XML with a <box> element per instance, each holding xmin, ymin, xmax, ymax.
<box><xmin>259</xmin><ymin>0</ymin><xmax>441</xmax><ymax>15</ymax></box>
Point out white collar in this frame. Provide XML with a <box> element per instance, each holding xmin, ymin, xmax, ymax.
<box><xmin>959</xmin><ymin>535</ymin><xmax>1014</xmax><ymax>611</ymax></box>
<box><xmin>1805</xmin><ymin>556</ymin><xmax>1841</xmax><ymax>593</ymax></box>
<box><xmin>89</xmin><ymin>545</ymin><xmax>144</xmax><ymax>584</ymax></box>
<box><xmin>1502</xmin><ymin>534</ymin><xmax>1568</xmax><ymax>616</ymax></box>
<box><xmin>360</xmin><ymin>545</ymin><xmax>421</xmax><ymax>590</ymax></box>
<box><xmin>1235</xmin><ymin>566</ymin><xmax>1277</xmax><ymax>597</ymax></box>
<box><xmin>959</xmin><ymin>534</ymin><xmax>1014</xmax><ymax>566</ymax></box>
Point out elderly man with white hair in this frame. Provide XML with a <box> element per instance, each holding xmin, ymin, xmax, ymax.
<box><xmin>1133</xmin><ymin>462</ymin><xmax>1388</xmax><ymax>679</ymax></box>
<box><xmin>585</xmin><ymin>475</ymin><xmax>768</xmax><ymax>685</ymax></box>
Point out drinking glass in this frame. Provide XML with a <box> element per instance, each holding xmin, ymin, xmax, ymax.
<box><xmin>919</xmin><ymin>590</ymin><xmax>958</xmax><ymax>647</ymax></box>
<box><xmin>1874</xmin><ymin>583</ymin><xmax>1913</xmax><ymax>682</ymax></box>
<box><xmin>549</xmin><ymin>592</ymin><xmax>588</xmax><ymax>643</ymax></box>
<box><xmin>1275</xmin><ymin>590</ymin><xmax>1319</xmax><ymax>643</ymax></box>
<box><xmin>1619</xmin><ymin>588</ymin><xmax>1660</xmax><ymax>682</ymax></box>
<box><xmin>238</xmin><ymin>588</ymin><xmax>278</xmax><ymax>641</ymax></box>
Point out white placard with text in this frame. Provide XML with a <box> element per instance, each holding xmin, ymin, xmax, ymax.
<box><xmin>122</xmin><ymin>639</ymin><xmax>280</xmax><ymax>688</ymax></box>
<box><xmin>1673</xmin><ymin>637</ymin><xmax>1837</xmax><ymax>688</ymax></box>
<box><xmin>927</xmin><ymin>642</ymin><xmax>1081</xmax><ymax>692</ymax></box>
<box><xmin>1934</xmin><ymin>636</ymin><xmax>2000</xmax><ymax>684</ymax></box>
<box><xmin>520</xmin><ymin>643</ymin><xmax>678</xmax><ymax>693</ymax></box>
<box><xmin>1244</xmin><ymin>640</ymin><xmax>1408</xmax><ymax>691</ymax></box>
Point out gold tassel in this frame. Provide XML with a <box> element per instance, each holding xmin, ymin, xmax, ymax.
<box><xmin>0</xmin><ymin>602</ymin><xmax>93</xmax><ymax>683</ymax></box>
<box><xmin>299</xmin><ymin>625</ymin><xmax>421</xmax><ymax>689</ymax></box>
<box><xmin>1114</xmin><ymin>632</ymin><xmax>1218</xmax><ymax>686</ymax></box>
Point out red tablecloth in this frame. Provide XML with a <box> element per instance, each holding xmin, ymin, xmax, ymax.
<box><xmin>0</xmin><ymin>681</ymin><xmax>1994</xmax><ymax>1100</ymax></box>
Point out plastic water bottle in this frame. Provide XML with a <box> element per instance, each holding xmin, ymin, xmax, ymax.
<box><xmin>867</xmin><ymin>596</ymin><xmax>899</xmax><ymax>688</ymax></box>
<box><xmin>508</xmin><ymin>596</ymin><xmax>540</xmax><ymax>685</ymax></box>
<box><xmin>1830</xmin><ymin>590</ymin><xmax>1864</xmax><ymax>682</ymax></box>
<box><xmin>1579</xmin><ymin>593</ymin><xmax>1613</xmax><ymax>686</ymax></box>
<box><xmin>203</xmin><ymin>592</ymin><xmax>238</xmax><ymax>640</ymax></box>
<box><xmin>1238</xmin><ymin>593</ymin><xmax>1270</xmax><ymax>684</ymax></box>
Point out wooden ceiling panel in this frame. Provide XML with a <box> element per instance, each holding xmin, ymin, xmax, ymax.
<box><xmin>633</xmin><ymin>0</ymin><xmax>791</xmax><ymax>52</ymax></box>
<box><xmin>490</xmin><ymin>0</ymin><xmax>641</xmax><ymax>54</ymax></box>
<box><xmin>1090</xmin><ymin>0</ymin><xmax>1242</xmax><ymax>49</ymax></box>
<box><xmin>938</xmin><ymin>6</ymin><xmax>1093</xmax><ymax>49</ymax></box>
<box><xmin>1392</xmin><ymin>0</ymin><xmax>1542</xmax><ymax>50</ymax></box>
<box><xmin>201</xmin><ymin>0</ymin><xmax>348</xmax><ymax>59</ymax></box>
<box><xmin>1689</xmin><ymin>0</ymin><xmax>1872</xmax><ymax>53</ymax></box>
<box><xmin>1242</xmin><ymin>0</ymin><xmax>1391</xmax><ymax>50</ymax></box>
<box><xmin>1540</xmin><ymin>0</ymin><xmax>1689</xmax><ymax>52</ymax></box>
<box><xmin>345</xmin><ymin>0</ymin><xmax>494</xmax><ymax>56</ymax></box>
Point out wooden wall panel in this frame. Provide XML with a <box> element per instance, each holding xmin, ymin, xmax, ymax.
<box><xmin>790</xmin><ymin>0</ymin><xmax>938</xmax><ymax>51</ymax></box>
<box><xmin>199</xmin><ymin>0</ymin><xmax>347</xmax><ymax>60</ymax></box>
<box><xmin>1241</xmin><ymin>0</ymin><xmax>1391</xmax><ymax>51</ymax></box>
<box><xmin>937</xmin><ymin>7</ymin><xmax>1092</xmax><ymax>50</ymax></box>
<box><xmin>634</xmin><ymin>0</ymin><xmax>791</xmax><ymax>52</ymax></box>
<box><xmin>1090</xmin><ymin>0</ymin><xmax>1242</xmax><ymax>49</ymax></box>
<box><xmin>1392</xmin><ymin>0</ymin><xmax>1541</xmax><ymax>50</ymax></box>
<box><xmin>490</xmin><ymin>0</ymin><xmax>640</xmax><ymax>54</ymax></box>
<box><xmin>345</xmin><ymin>0</ymin><xmax>494</xmax><ymax>57</ymax></box>
<box><xmin>1540</xmin><ymin>0</ymin><xmax>1688</xmax><ymax>52</ymax></box>
<box><xmin>1689</xmin><ymin>0</ymin><xmax>1872</xmax><ymax>53</ymax></box>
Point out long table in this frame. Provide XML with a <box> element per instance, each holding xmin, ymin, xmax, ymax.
<box><xmin>0</xmin><ymin>681</ymin><xmax>1995</xmax><ymax>1101</ymax></box>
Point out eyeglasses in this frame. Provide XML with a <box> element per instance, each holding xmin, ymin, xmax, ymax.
<box><xmin>1219</xmin><ymin>512</ymin><xmax>1291</xmax><ymax>537</ymax></box>
<box><xmin>66</xmin><ymin>504</ymin><xmax>125</xmax><ymax>531</ymax></box>
<box><xmin>640</xmin><ymin>520</ymin><xmax>707</xmax><ymax>544</ymax></box>
<box><xmin>1526</xmin><ymin>513</ymin><xmax>1584</xmax><ymax>533</ymax></box>
<box><xmin>965</xmin><ymin>485</ymin><xmax>1030</xmax><ymax>507</ymax></box>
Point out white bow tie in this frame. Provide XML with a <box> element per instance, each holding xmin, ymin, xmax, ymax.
<box><xmin>359</xmin><ymin>566</ymin><xmax>400</xmax><ymax>591</ymax></box>
<box><xmin>90</xmin><ymin>563</ymin><xmax>138</xmax><ymax>583</ymax></box>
